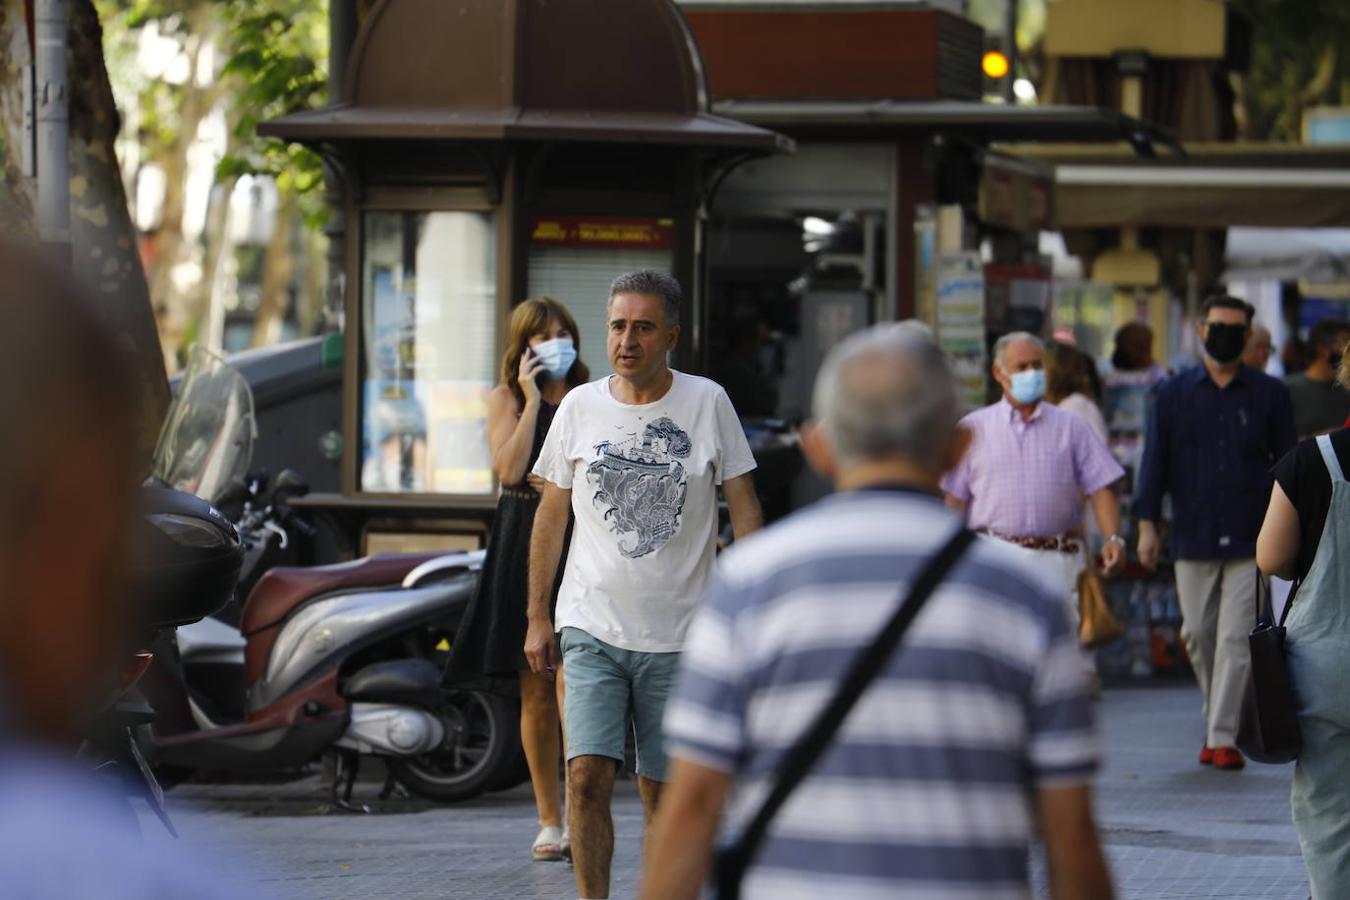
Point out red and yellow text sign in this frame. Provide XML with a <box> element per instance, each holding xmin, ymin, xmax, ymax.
<box><xmin>529</xmin><ymin>215</ymin><xmax>675</xmax><ymax>251</ymax></box>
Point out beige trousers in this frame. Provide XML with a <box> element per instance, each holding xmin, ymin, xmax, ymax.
<box><xmin>1174</xmin><ymin>559</ymin><xmax>1257</xmax><ymax>748</ymax></box>
<box><xmin>984</xmin><ymin>540</ymin><xmax>1092</xmax><ymax>672</ymax></box>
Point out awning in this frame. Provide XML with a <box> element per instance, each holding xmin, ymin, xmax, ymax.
<box><xmin>997</xmin><ymin>143</ymin><xmax>1350</xmax><ymax>229</ymax></box>
<box><xmin>711</xmin><ymin>99</ymin><xmax>1176</xmax><ymax>148</ymax></box>
<box><xmin>1223</xmin><ymin>227</ymin><xmax>1350</xmax><ymax>283</ymax></box>
<box><xmin>259</xmin><ymin>107</ymin><xmax>791</xmax><ymax>152</ymax></box>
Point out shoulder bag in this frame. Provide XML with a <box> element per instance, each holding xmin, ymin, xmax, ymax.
<box><xmin>1077</xmin><ymin>565</ymin><xmax>1124</xmax><ymax>649</ymax></box>
<box><xmin>713</xmin><ymin>527</ymin><xmax>977</xmax><ymax>900</ymax></box>
<box><xmin>1236</xmin><ymin>573</ymin><xmax>1301</xmax><ymax>764</ymax></box>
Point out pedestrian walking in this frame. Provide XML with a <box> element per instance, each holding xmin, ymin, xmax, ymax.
<box><xmin>1243</xmin><ymin>322</ymin><xmax>1274</xmax><ymax>373</ymax></box>
<box><xmin>1257</xmin><ymin>350</ymin><xmax>1350</xmax><ymax>898</ymax></box>
<box><xmin>1047</xmin><ymin>341</ymin><xmax>1109</xmax><ymax>444</ymax></box>
<box><xmin>642</xmin><ymin>325</ymin><xmax>1113</xmax><ymax>899</ymax></box>
<box><xmin>1285</xmin><ymin>318</ymin><xmax>1350</xmax><ymax>438</ymax></box>
<box><xmin>524</xmin><ymin>271</ymin><xmax>763</xmax><ymax>900</ymax></box>
<box><xmin>941</xmin><ymin>332</ymin><xmax>1126</xmax><ymax>630</ymax></box>
<box><xmin>444</xmin><ymin>297</ymin><xmax>589</xmax><ymax>861</ymax></box>
<box><xmin>1135</xmin><ymin>294</ymin><xmax>1297</xmax><ymax>771</ymax></box>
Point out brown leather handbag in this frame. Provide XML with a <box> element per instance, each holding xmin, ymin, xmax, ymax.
<box><xmin>1077</xmin><ymin>567</ymin><xmax>1124</xmax><ymax>649</ymax></box>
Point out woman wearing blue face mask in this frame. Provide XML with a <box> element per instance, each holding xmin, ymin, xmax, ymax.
<box><xmin>446</xmin><ymin>297</ymin><xmax>588</xmax><ymax>861</ymax></box>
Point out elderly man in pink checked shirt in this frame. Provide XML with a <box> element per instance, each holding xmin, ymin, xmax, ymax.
<box><xmin>942</xmin><ymin>332</ymin><xmax>1126</xmax><ymax>622</ymax></box>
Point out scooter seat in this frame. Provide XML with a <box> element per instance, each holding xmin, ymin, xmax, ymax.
<box><xmin>241</xmin><ymin>553</ymin><xmax>440</xmax><ymax>636</ymax></box>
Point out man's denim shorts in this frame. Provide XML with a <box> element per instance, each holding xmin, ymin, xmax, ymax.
<box><xmin>559</xmin><ymin>627</ymin><xmax>681</xmax><ymax>782</ymax></box>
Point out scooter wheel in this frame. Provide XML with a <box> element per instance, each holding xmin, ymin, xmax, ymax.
<box><xmin>387</xmin><ymin>689</ymin><xmax>519</xmax><ymax>803</ymax></box>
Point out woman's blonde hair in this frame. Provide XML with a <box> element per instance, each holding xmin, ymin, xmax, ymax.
<box><xmin>500</xmin><ymin>297</ymin><xmax>590</xmax><ymax>410</ymax></box>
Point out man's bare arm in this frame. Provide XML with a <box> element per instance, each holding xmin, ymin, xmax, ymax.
<box><xmin>1037</xmin><ymin>784</ymin><xmax>1114</xmax><ymax>900</ymax></box>
<box><xmin>1088</xmin><ymin>487</ymin><xmax>1124</xmax><ymax>573</ymax></box>
<box><xmin>524</xmin><ymin>482</ymin><xmax>571</xmax><ymax>678</ymax></box>
<box><xmin>722</xmin><ymin>473</ymin><xmax>764</xmax><ymax>542</ymax></box>
<box><xmin>640</xmin><ymin>758</ymin><xmax>731</xmax><ymax>900</ymax></box>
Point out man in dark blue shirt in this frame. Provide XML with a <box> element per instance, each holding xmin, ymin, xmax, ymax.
<box><xmin>1135</xmin><ymin>294</ymin><xmax>1296</xmax><ymax>771</ymax></box>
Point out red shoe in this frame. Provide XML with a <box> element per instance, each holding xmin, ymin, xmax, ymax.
<box><xmin>1212</xmin><ymin>747</ymin><xmax>1245</xmax><ymax>770</ymax></box>
<box><xmin>1199</xmin><ymin>745</ymin><xmax>1215</xmax><ymax>766</ymax></box>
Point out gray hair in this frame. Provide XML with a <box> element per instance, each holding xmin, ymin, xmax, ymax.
<box><xmin>812</xmin><ymin>324</ymin><xmax>961</xmax><ymax>468</ymax></box>
<box><xmin>993</xmin><ymin>331</ymin><xmax>1045</xmax><ymax>369</ymax></box>
<box><xmin>609</xmin><ymin>270</ymin><xmax>681</xmax><ymax>326</ymax></box>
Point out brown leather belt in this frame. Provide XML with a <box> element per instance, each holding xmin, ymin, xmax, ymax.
<box><xmin>976</xmin><ymin>528</ymin><xmax>1080</xmax><ymax>555</ymax></box>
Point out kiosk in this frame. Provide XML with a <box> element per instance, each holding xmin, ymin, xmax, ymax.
<box><xmin>259</xmin><ymin>0</ymin><xmax>787</xmax><ymax>555</ymax></box>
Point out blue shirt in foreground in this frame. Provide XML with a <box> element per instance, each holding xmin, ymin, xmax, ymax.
<box><xmin>665</xmin><ymin>488</ymin><xmax>1097</xmax><ymax>900</ymax></box>
<box><xmin>1133</xmin><ymin>364</ymin><xmax>1296</xmax><ymax>560</ymax></box>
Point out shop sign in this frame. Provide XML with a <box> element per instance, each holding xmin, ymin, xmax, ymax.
<box><xmin>529</xmin><ymin>215</ymin><xmax>674</xmax><ymax>251</ymax></box>
<box><xmin>936</xmin><ymin>252</ymin><xmax>987</xmax><ymax>413</ymax></box>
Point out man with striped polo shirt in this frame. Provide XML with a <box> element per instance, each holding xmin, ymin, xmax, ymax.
<box><xmin>941</xmin><ymin>331</ymin><xmax>1126</xmax><ymax>626</ymax></box>
<box><xmin>643</xmin><ymin>325</ymin><xmax>1112</xmax><ymax>899</ymax></box>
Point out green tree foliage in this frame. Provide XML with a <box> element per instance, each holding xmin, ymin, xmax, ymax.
<box><xmin>218</xmin><ymin>2</ymin><xmax>328</xmax><ymax>226</ymax></box>
<box><xmin>98</xmin><ymin>0</ymin><xmax>327</xmax><ymax>217</ymax></box>
<box><xmin>1232</xmin><ymin>0</ymin><xmax>1350</xmax><ymax>140</ymax></box>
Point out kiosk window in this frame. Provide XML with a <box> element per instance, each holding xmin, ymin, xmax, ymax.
<box><xmin>360</xmin><ymin>211</ymin><xmax>496</xmax><ymax>495</ymax></box>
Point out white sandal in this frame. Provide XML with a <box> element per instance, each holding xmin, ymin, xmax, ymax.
<box><xmin>560</xmin><ymin>827</ymin><xmax>571</xmax><ymax>862</ymax></box>
<box><xmin>532</xmin><ymin>825</ymin><xmax>565</xmax><ymax>861</ymax></box>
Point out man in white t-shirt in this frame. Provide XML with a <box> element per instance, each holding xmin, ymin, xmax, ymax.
<box><xmin>525</xmin><ymin>270</ymin><xmax>763</xmax><ymax>900</ymax></box>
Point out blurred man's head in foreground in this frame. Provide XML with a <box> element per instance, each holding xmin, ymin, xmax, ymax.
<box><xmin>804</xmin><ymin>323</ymin><xmax>967</xmax><ymax>488</ymax></box>
<box><xmin>0</xmin><ymin>239</ymin><xmax>140</xmax><ymax>743</ymax></box>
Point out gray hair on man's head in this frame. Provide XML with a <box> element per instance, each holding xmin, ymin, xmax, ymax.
<box><xmin>608</xmin><ymin>270</ymin><xmax>682</xmax><ymax>326</ymax></box>
<box><xmin>812</xmin><ymin>324</ymin><xmax>960</xmax><ymax>468</ymax></box>
<box><xmin>993</xmin><ymin>331</ymin><xmax>1045</xmax><ymax>368</ymax></box>
<box><xmin>894</xmin><ymin>318</ymin><xmax>936</xmax><ymax>344</ymax></box>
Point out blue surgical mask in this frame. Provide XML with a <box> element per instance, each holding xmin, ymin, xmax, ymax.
<box><xmin>531</xmin><ymin>338</ymin><xmax>577</xmax><ymax>380</ymax></box>
<box><xmin>1009</xmin><ymin>368</ymin><xmax>1046</xmax><ymax>404</ymax></box>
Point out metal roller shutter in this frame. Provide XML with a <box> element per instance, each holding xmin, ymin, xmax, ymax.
<box><xmin>527</xmin><ymin>245</ymin><xmax>675</xmax><ymax>379</ymax></box>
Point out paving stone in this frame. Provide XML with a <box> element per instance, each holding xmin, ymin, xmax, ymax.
<box><xmin>141</xmin><ymin>684</ymin><xmax>1309</xmax><ymax>899</ymax></box>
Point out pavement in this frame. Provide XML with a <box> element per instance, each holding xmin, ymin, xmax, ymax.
<box><xmin>142</xmin><ymin>683</ymin><xmax>1310</xmax><ymax>899</ymax></box>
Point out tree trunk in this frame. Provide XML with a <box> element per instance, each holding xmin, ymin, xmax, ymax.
<box><xmin>0</xmin><ymin>0</ymin><xmax>36</xmax><ymax>229</ymax></box>
<box><xmin>251</xmin><ymin>188</ymin><xmax>297</xmax><ymax>347</ymax></box>
<box><xmin>146</xmin><ymin>2</ymin><xmax>221</xmax><ymax>370</ymax></box>
<box><xmin>298</xmin><ymin>227</ymin><xmax>327</xmax><ymax>336</ymax></box>
<box><xmin>68</xmin><ymin>0</ymin><xmax>169</xmax><ymax>466</ymax></box>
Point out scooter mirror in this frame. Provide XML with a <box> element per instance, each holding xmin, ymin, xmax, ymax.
<box><xmin>271</xmin><ymin>469</ymin><xmax>310</xmax><ymax>505</ymax></box>
<box><xmin>214</xmin><ymin>477</ymin><xmax>252</xmax><ymax>509</ymax></box>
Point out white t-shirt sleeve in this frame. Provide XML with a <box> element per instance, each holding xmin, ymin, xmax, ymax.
<box><xmin>713</xmin><ymin>387</ymin><xmax>757</xmax><ymax>485</ymax></box>
<box><xmin>531</xmin><ymin>398</ymin><xmax>575</xmax><ymax>488</ymax></box>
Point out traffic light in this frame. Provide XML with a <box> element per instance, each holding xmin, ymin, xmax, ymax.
<box><xmin>982</xmin><ymin>34</ymin><xmax>1011</xmax><ymax>101</ymax></box>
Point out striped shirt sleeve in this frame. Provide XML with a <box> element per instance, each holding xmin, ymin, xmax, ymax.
<box><xmin>664</xmin><ymin>570</ymin><xmax>750</xmax><ymax>773</ymax></box>
<box><xmin>1027</xmin><ymin>593</ymin><xmax>1098</xmax><ymax>786</ymax></box>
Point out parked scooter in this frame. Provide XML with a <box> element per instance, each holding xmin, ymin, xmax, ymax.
<box><xmin>136</xmin><ymin>348</ymin><xmax>520</xmax><ymax>807</ymax></box>
<box><xmin>84</xmin><ymin>483</ymin><xmax>245</xmax><ymax>833</ymax></box>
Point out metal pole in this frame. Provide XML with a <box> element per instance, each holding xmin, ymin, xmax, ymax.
<box><xmin>35</xmin><ymin>0</ymin><xmax>70</xmax><ymax>261</ymax></box>
<box><xmin>1003</xmin><ymin>0</ymin><xmax>1019</xmax><ymax>104</ymax></box>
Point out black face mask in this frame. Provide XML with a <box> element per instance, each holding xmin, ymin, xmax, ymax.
<box><xmin>1204</xmin><ymin>323</ymin><xmax>1247</xmax><ymax>364</ymax></box>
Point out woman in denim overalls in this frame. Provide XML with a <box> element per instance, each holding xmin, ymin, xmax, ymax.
<box><xmin>1258</xmin><ymin>361</ymin><xmax>1350</xmax><ymax>897</ymax></box>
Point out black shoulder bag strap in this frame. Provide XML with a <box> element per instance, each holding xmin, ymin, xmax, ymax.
<box><xmin>714</xmin><ymin>527</ymin><xmax>977</xmax><ymax>900</ymax></box>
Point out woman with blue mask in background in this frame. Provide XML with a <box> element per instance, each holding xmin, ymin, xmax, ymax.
<box><xmin>446</xmin><ymin>297</ymin><xmax>588</xmax><ymax>862</ymax></box>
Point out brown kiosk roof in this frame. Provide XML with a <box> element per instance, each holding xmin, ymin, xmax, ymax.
<box><xmin>258</xmin><ymin>0</ymin><xmax>789</xmax><ymax>153</ymax></box>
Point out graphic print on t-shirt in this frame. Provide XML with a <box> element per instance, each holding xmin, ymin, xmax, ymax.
<box><xmin>586</xmin><ymin>416</ymin><xmax>691</xmax><ymax>558</ymax></box>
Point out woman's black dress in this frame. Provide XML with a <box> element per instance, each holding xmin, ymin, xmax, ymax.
<box><xmin>445</xmin><ymin>400</ymin><xmax>570</xmax><ymax>679</ymax></box>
